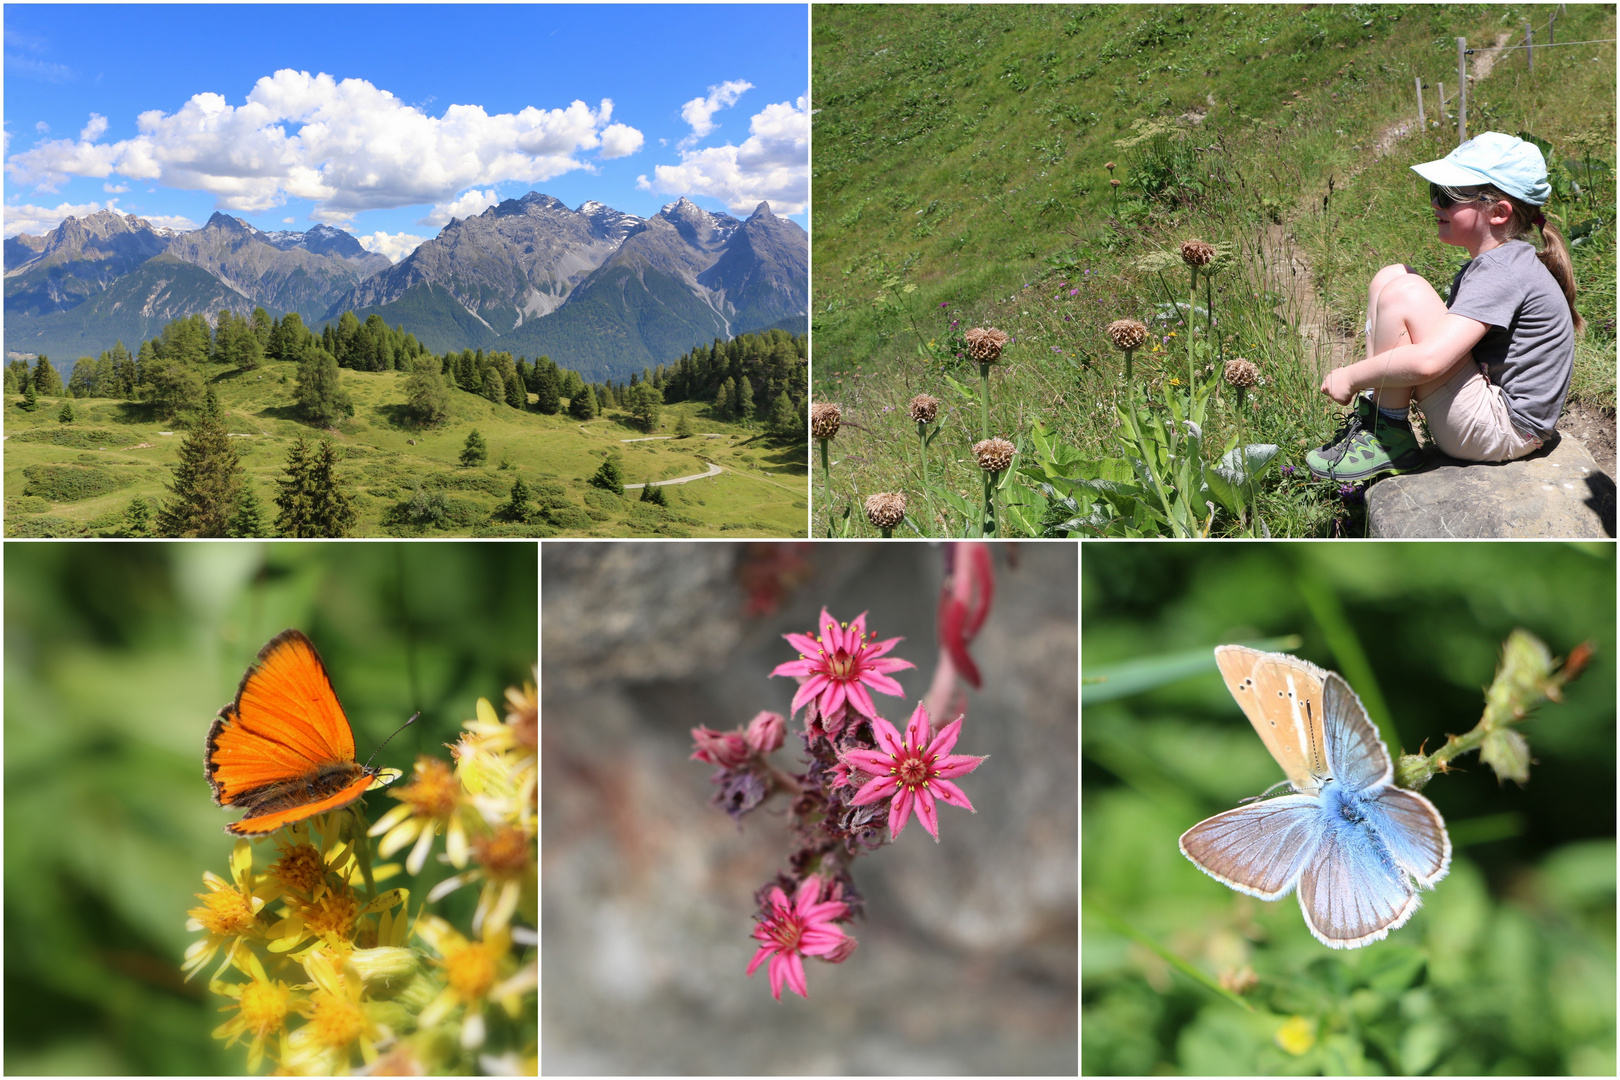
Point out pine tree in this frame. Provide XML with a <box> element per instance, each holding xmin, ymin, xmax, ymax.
<box><xmin>295</xmin><ymin>345</ymin><xmax>352</xmax><ymax>427</ymax></box>
<box><xmin>123</xmin><ymin>496</ymin><xmax>155</xmax><ymax>537</ymax></box>
<box><xmin>736</xmin><ymin>376</ymin><xmax>755</xmax><ymax>424</ymax></box>
<box><xmin>58</xmin><ymin>401</ymin><xmax>74</xmax><ymax>423</ymax></box>
<box><xmin>404</xmin><ymin>354</ymin><xmax>451</xmax><ymax>426</ymax></box>
<box><xmin>714</xmin><ymin>378</ymin><xmax>733</xmax><ymax>420</ymax></box>
<box><xmin>674</xmin><ymin>410</ymin><xmax>694</xmax><ymax>438</ymax></box>
<box><xmin>22</xmin><ymin>379</ymin><xmax>38</xmax><ymax>411</ymax></box>
<box><xmin>568</xmin><ymin>385</ymin><xmax>598</xmax><ymax>421</ymax></box>
<box><xmin>275</xmin><ymin>437</ymin><xmax>356</xmax><ymax>537</ymax></box>
<box><xmin>629</xmin><ymin>382</ymin><xmax>663</xmax><ymax>433</ymax></box>
<box><xmin>504</xmin><ymin>370</ymin><xmax>527</xmax><ymax>409</ymax></box>
<box><xmin>589</xmin><ymin>457</ymin><xmax>625</xmax><ymax>496</ymax></box>
<box><xmin>33</xmin><ymin>355</ymin><xmax>63</xmax><ymax>396</ymax></box>
<box><xmin>500</xmin><ymin>476</ymin><xmax>532</xmax><ymax>522</ymax></box>
<box><xmin>156</xmin><ymin>387</ymin><xmax>244</xmax><ymax>537</ymax></box>
<box><xmin>460</xmin><ymin>428</ymin><xmax>488</xmax><ymax>467</ymax></box>
<box><xmin>534</xmin><ymin>365</ymin><xmax>561</xmax><ymax>414</ymax></box>
<box><xmin>640</xmin><ymin>481</ymin><xmax>669</xmax><ymax>507</ymax></box>
<box><xmin>768</xmin><ymin>390</ymin><xmax>801</xmax><ymax>442</ymax></box>
<box><xmin>230</xmin><ymin>484</ymin><xmax>268</xmax><ymax>537</ymax></box>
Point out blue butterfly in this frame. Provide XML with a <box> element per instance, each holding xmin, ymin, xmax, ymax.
<box><xmin>1180</xmin><ymin>646</ymin><xmax>1451</xmax><ymax>949</ymax></box>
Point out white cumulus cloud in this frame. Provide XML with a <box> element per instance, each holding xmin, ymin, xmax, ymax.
<box><xmin>680</xmin><ymin>80</ymin><xmax>752</xmax><ymax>145</ymax></box>
<box><xmin>357</xmin><ymin>230</ymin><xmax>429</xmax><ymax>263</ymax></box>
<box><xmin>639</xmin><ymin>93</ymin><xmax>808</xmax><ymax>216</ymax></box>
<box><xmin>34</xmin><ymin>121</ymin><xmax>49</xmax><ymax>134</ymax></box>
<box><xmin>103</xmin><ymin>181</ymin><xmax>128</xmax><ymax>193</ymax></box>
<box><xmin>599</xmin><ymin>123</ymin><xmax>644</xmax><ymax>159</ymax></box>
<box><xmin>5</xmin><ymin>198</ymin><xmax>118</xmax><ymax>236</ymax></box>
<box><xmin>3</xmin><ymin>69</ymin><xmax>646</xmax><ymax>219</ymax></box>
<box><xmin>416</xmin><ymin>187</ymin><xmax>500</xmax><ymax>227</ymax></box>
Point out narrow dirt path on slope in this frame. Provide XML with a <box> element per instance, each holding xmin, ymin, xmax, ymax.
<box><xmin>1258</xmin><ymin>31</ymin><xmax>1516</xmax><ymax>378</ymax></box>
<box><xmin>623</xmin><ymin>461</ymin><xmax>723</xmax><ymax>489</ymax></box>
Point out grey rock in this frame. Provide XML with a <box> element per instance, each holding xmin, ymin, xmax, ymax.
<box><xmin>1367</xmin><ymin>433</ymin><xmax>1616</xmax><ymax>537</ymax></box>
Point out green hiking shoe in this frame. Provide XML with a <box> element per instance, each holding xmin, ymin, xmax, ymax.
<box><xmin>1306</xmin><ymin>400</ymin><xmax>1426</xmax><ymax>482</ymax></box>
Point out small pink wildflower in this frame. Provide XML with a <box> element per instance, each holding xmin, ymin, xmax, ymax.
<box><xmin>690</xmin><ymin>725</ymin><xmax>749</xmax><ymax>768</ymax></box>
<box><xmin>772</xmin><ymin>609</ymin><xmax>914</xmax><ymax>723</ymax></box>
<box><xmin>843</xmin><ymin>703</ymin><xmax>987</xmax><ymax>842</ymax></box>
<box><xmin>745</xmin><ymin>711</ymin><xmax>786</xmax><ymax>754</ymax></box>
<box><xmin>746</xmin><ymin>875</ymin><xmax>852</xmax><ymax>1001</ymax></box>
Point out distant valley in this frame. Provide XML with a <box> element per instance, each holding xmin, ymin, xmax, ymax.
<box><xmin>4</xmin><ymin>193</ymin><xmax>807</xmax><ymax>383</ymax></box>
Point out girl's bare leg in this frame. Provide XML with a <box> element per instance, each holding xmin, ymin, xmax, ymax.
<box><xmin>1363</xmin><ymin>264</ymin><xmax>1471</xmax><ymax>410</ymax></box>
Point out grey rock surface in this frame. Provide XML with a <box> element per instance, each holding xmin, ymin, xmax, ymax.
<box><xmin>541</xmin><ymin>542</ymin><xmax>1077</xmax><ymax>1075</ymax></box>
<box><xmin>1367</xmin><ymin>433</ymin><xmax>1615</xmax><ymax>538</ymax></box>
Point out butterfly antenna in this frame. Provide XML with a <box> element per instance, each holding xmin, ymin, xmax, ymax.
<box><xmin>364</xmin><ymin>712</ymin><xmax>419</xmax><ymax>769</ymax></box>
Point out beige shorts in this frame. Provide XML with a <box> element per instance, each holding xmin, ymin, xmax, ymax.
<box><xmin>1416</xmin><ymin>361</ymin><xmax>1543</xmax><ymax>462</ymax></box>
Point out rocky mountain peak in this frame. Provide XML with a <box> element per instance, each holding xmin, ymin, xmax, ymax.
<box><xmin>747</xmin><ymin>202</ymin><xmax>776</xmax><ymax>221</ymax></box>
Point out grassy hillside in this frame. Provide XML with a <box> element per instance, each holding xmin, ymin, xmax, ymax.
<box><xmin>812</xmin><ymin>3</ymin><xmax>1614</xmax><ymax>536</ymax></box>
<box><xmin>4</xmin><ymin>360</ymin><xmax>808</xmax><ymax>538</ymax></box>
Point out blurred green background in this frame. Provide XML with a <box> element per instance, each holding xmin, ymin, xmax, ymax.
<box><xmin>1082</xmin><ymin>542</ymin><xmax>1616</xmax><ymax>1076</ymax></box>
<box><xmin>4</xmin><ymin>541</ymin><xmax>537</xmax><ymax>1075</ymax></box>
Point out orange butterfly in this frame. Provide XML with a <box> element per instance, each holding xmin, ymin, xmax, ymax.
<box><xmin>206</xmin><ymin>629</ymin><xmax>395</xmax><ymax>836</ymax></box>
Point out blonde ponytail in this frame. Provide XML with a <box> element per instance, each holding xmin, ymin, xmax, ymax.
<box><xmin>1482</xmin><ymin>184</ymin><xmax>1585</xmax><ymax>334</ymax></box>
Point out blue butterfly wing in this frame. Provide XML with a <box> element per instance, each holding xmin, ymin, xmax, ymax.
<box><xmin>1297</xmin><ymin>796</ymin><xmax>1420</xmax><ymax>948</ymax></box>
<box><xmin>1363</xmin><ymin>786</ymin><xmax>1452</xmax><ymax>887</ymax></box>
<box><xmin>1322</xmin><ymin>673</ymin><xmax>1392</xmax><ymax>792</ymax></box>
<box><xmin>1179</xmin><ymin>795</ymin><xmax>1326</xmax><ymax>901</ymax></box>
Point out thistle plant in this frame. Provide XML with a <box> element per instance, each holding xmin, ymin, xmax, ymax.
<box><xmin>973</xmin><ymin>437</ymin><xmax>1016</xmax><ymax>537</ymax></box>
<box><xmin>1180</xmin><ymin>240</ymin><xmax>1215</xmax><ymax>390</ymax></box>
<box><xmin>1106</xmin><ymin>319</ymin><xmax>1149</xmax><ymax>384</ymax></box>
<box><xmin>184</xmin><ymin>681</ymin><xmax>538</xmax><ymax>1074</ymax></box>
<box><xmin>690</xmin><ymin>579</ymin><xmax>992</xmax><ymax>1002</ymax></box>
<box><xmin>1105</xmin><ymin>161</ymin><xmax>1119</xmax><ymax>218</ymax></box>
<box><xmin>963</xmin><ymin>326</ymin><xmax>1009</xmax><ymax>441</ymax></box>
<box><xmin>863</xmin><ymin>491</ymin><xmax>907</xmax><ymax>537</ymax></box>
<box><xmin>909</xmin><ymin>393</ymin><xmax>942</xmax><ymax>490</ymax></box>
<box><xmin>811</xmin><ymin>402</ymin><xmax>842</xmax><ymax>514</ymax></box>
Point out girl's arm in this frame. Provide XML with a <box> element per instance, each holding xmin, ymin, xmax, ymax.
<box><xmin>1320</xmin><ymin>313</ymin><xmax>1490</xmax><ymax>404</ymax></box>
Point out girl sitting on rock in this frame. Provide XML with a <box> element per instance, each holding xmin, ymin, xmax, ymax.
<box><xmin>1307</xmin><ymin>131</ymin><xmax>1580</xmax><ymax>482</ymax></box>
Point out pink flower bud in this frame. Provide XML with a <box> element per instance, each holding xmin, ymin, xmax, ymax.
<box><xmin>823</xmin><ymin>935</ymin><xmax>859</xmax><ymax>964</ymax></box>
<box><xmin>690</xmin><ymin>725</ymin><xmax>749</xmax><ymax>768</ymax></box>
<box><xmin>745</xmin><ymin>711</ymin><xmax>785</xmax><ymax>754</ymax></box>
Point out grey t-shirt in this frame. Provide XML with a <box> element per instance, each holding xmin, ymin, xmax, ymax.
<box><xmin>1445</xmin><ymin>239</ymin><xmax>1574</xmax><ymax>438</ymax></box>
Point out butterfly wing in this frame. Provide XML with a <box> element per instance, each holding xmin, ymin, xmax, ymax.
<box><xmin>1320</xmin><ymin>672</ymin><xmax>1392</xmax><ymax>792</ymax></box>
<box><xmin>1214</xmin><ymin>645</ymin><xmax>1330</xmax><ymax>793</ymax></box>
<box><xmin>206</xmin><ymin>629</ymin><xmax>369</xmax><ymax>834</ymax></box>
<box><xmin>1296</xmin><ymin>806</ymin><xmax>1421</xmax><ymax>949</ymax></box>
<box><xmin>1179</xmin><ymin>795</ymin><xmax>1326</xmax><ymax>901</ymax></box>
<box><xmin>1363</xmin><ymin>787</ymin><xmax>1451</xmax><ymax>888</ymax></box>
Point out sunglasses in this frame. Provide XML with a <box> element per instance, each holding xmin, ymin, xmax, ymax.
<box><xmin>1429</xmin><ymin>182</ymin><xmax>1497</xmax><ymax>209</ymax></box>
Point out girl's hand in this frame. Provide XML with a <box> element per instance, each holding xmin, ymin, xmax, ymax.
<box><xmin>1320</xmin><ymin>367</ymin><xmax>1357</xmax><ymax>405</ymax></box>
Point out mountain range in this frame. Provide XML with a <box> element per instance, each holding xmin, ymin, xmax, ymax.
<box><xmin>4</xmin><ymin>193</ymin><xmax>807</xmax><ymax>382</ymax></box>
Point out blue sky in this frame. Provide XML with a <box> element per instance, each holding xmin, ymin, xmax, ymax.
<box><xmin>3</xmin><ymin>4</ymin><xmax>808</xmax><ymax>260</ymax></box>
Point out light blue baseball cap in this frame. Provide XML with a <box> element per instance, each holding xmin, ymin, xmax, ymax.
<box><xmin>1411</xmin><ymin>131</ymin><xmax>1551</xmax><ymax>206</ymax></box>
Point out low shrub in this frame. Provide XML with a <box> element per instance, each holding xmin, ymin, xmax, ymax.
<box><xmin>22</xmin><ymin>463</ymin><xmax>133</xmax><ymax>503</ymax></box>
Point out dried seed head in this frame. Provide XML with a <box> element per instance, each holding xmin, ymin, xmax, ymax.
<box><xmin>973</xmin><ymin>437</ymin><xmax>1016</xmax><ymax>473</ymax></box>
<box><xmin>863</xmin><ymin>492</ymin><xmax>907</xmax><ymax>530</ymax></box>
<box><xmin>1110</xmin><ymin>178</ymin><xmax>1121</xmax><ymax>188</ymax></box>
<box><xmin>810</xmin><ymin>403</ymin><xmax>842</xmax><ymax>440</ymax></box>
<box><xmin>1181</xmin><ymin>239</ymin><xmax>1215</xmax><ymax>267</ymax></box>
<box><xmin>963</xmin><ymin>326</ymin><xmax>1010</xmax><ymax>365</ymax></box>
<box><xmin>907</xmin><ymin>393</ymin><xmax>940</xmax><ymax>424</ymax></box>
<box><xmin>1106</xmin><ymin>319</ymin><xmax>1149</xmax><ymax>351</ymax></box>
<box><xmin>1223</xmin><ymin>357</ymin><xmax>1260</xmax><ymax>389</ymax></box>
<box><xmin>1104</xmin><ymin>161</ymin><xmax>1117</xmax><ymax>171</ymax></box>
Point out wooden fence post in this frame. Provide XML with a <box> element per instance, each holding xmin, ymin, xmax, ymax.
<box><xmin>1456</xmin><ymin>37</ymin><xmax>1468</xmax><ymax>144</ymax></box>
<box><xmin>1415</xmin><ymin>76</ymin><xmax>1426</xmax><ymax>128</ymax></box>
<box><xmin>1525</xmin><ymin>22</ymin><xmax>1534</xmax><ymax>75</ymax></box>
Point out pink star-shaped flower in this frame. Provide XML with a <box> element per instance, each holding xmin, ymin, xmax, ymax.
<box><xmin>771</xmin><ymin>609</ymin><xmax>914</xmax><ymax>722</ymax></box>
<box><xmin>745</xmin><ymin>875</ymin><xmax>852</xmax><ymax>1001</ymax></box>
<box><xmin>843</xmin><ymin>702</ymin><xmax>987</xmax><ymax>842</ymax></box>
